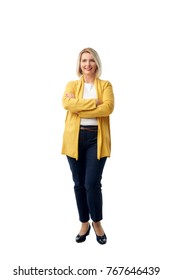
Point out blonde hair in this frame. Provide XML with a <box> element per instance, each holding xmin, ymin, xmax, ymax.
<box><xmin>76</xmin><ymin>47</ymin><xmax>102</xmax><ymax>78</ymax></box>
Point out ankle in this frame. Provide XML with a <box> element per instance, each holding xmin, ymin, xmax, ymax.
<box><xmin>93</xmin><ymin>221</ymin><xmax>101</xmax><ymax>228</ymax></box>
<box><xmin>81</xmin><ymin>222</ymin><xmax>89</xmax><ymax>228</ymax></box>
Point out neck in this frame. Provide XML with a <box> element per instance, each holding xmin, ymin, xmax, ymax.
<box><xmin>83</xmin><ymin>75</ymin><xmax>95</xmax><ymax>84</ymax></box>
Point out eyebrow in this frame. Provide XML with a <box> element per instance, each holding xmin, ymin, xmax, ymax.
<box><xmin>81</xmin><ymin>58</ymin><xmax>95</xmax><ymax>62</ymax></box>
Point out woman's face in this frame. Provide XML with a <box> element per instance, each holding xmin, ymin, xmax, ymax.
<box><xmin>80</xmin><ymin>52</ymin><xmax>97</xmax><ymax>77</ymax></box>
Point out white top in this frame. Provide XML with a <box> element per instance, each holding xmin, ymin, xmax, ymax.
<box><xmin>80</xmin><ymin>83</ymin><xmax>98</xmax><ymax>126</ymax></box>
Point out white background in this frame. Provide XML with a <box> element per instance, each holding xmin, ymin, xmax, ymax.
<box><xmin>0</xmin><ymin>0</ymin><xmax>173</xmax><ymax>279</ymax></box>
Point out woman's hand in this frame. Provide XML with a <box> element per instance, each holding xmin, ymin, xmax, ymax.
<box><xmin>96</xmin><ymin>99</ymin><xmax>102</xmax><ymax>106</ymax></box>
<box><xmin>66</xmin><ymin>93</ymin><xmax>75</xmax><ymax>98</ymax></box>
<box><xmin>65</xmin><ymin>93</ymin><xmax>79</xmax><ymax>114</ymax></box>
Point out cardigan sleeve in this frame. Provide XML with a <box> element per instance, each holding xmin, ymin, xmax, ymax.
<box><xmin>78</xmin><ymin>81</ymin><xmax>114</xmax><ymax>118</ymax></box>
<box><xmin>62</xmin><ymin>81</ymin><xmax>97</xmax><ymax>113</ymax></box>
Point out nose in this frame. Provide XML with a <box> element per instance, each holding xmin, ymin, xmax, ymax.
<box><xmin>86</xmin><ymin>60</ymin><xmax>90</xmax><ymax>65</ymax></box>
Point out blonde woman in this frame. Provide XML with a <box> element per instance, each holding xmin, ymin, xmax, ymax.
<box><xmin>61</xmin><ymin>48</ymin><xmax>114</xmax><ymax>244</ymax></box>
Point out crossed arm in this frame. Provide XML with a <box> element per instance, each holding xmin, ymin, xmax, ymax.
<box><xmin>62</xmin><ymin>82</ymin><xmax>114</xmax><ymax>118</ymax></box>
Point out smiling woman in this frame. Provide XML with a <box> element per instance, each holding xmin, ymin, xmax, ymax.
<box><xmin>80</xmin><ymin>53</ymin><xmax>98</xmax><ymax>83</ymax></box>
<box><xmin>61</xmin><ymin>47</ymin><xmax>114</xmax><ymax>245</ymax></box>
<box><xmin>77</xmin><ymin>48</ymin><xmax>102</xmax><ymax>82</ymax></box>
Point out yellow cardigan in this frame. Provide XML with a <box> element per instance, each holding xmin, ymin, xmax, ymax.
<box><xmin>61</xmin><ymin>76</ymin><xmax>114</xmax><ymax>160</ymax></box>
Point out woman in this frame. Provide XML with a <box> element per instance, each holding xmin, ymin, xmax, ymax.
<box><xmin>61</xmin><ymin>47</ymin><xmax>114</xmax><ymax>244</ymax></box>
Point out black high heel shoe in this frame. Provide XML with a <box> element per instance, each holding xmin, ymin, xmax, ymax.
<box><xmin>92</xmin><ymin>222</ymin><xmax>107</xmax><ymax>245</ymax></box>
<box><xmin>75</xmin><ymin>224</ymin><xmax>91</xmax><ymax>243</ymax></box>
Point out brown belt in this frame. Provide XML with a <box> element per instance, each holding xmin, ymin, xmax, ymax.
<box><xmin>80</xmin><ymin>126</ymin><xmax>98</xmax><ymax>132</ymax></box>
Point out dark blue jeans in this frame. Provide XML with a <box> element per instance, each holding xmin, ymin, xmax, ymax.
<box><xmin>67</xmin><ymin>127</ymin><xmax>107</xmax><ymax>222</ymax></box>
